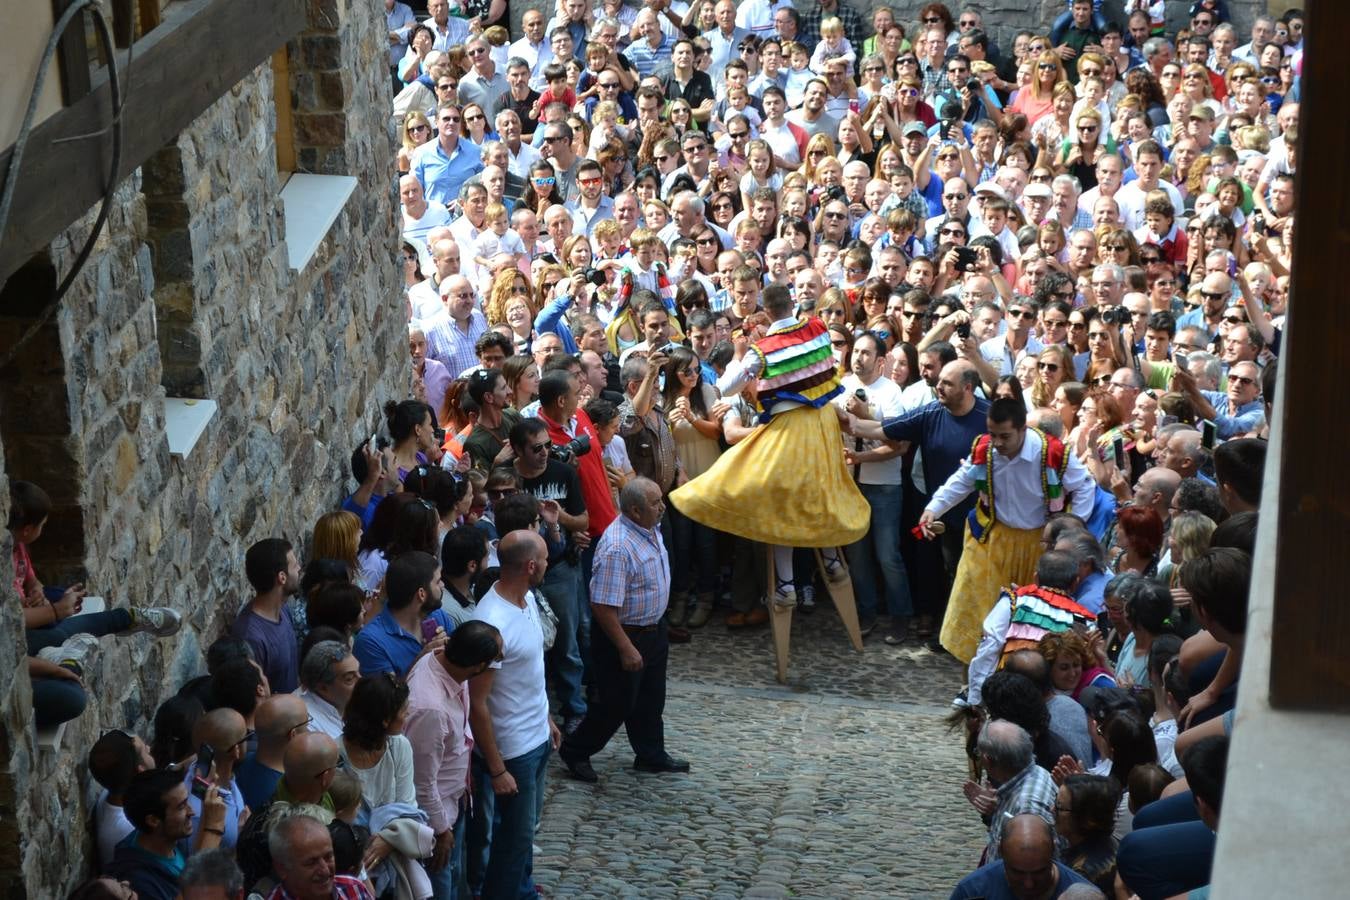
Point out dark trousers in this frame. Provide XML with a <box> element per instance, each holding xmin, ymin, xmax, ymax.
<box><xmin>562</xmin><ymin>619</ymin><xmax>668</xmax><ymax>765</ymax></box>
<box><xmin>903</xmin><ymin>487</ymin><xmax>964</xmax><ymax>619</ymax></box>
<box><xmin>32</xmin><ymin>677</ymin><xmax>87</xmax><ymax>728</ymax></box>
<box><xmin>1116</xmin><ymin>821</ymin><xmax>1215</xmax><ymax>900</ymax></box>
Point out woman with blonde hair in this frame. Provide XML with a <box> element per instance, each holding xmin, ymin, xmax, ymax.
<box><xmin>1030</xmin><ymin>344</ymin><xmax>1075</xmax><ymax>408</ymax></box>
<box><xmin>313</xmin><ymin>510</ymin><xmax>362</xmax><ymax>576</ymax></box>
<box><xmin>799</xmin><ymin>134</ymin><xmax>838</xmax><ymax>183</ymax></box>
<box><xmin>1009</xmin><ymin>51</ymin><xmax>1067</xmax><ymax>125</ymax></box>
<box><xmin>483</xmin><ymin>267</ymin><xmax>534</xmax><ymax>327</ymax></box>
<box><xmin>1030</xmin><ymin>81</ymin><xmax>1077</xmax><ymax>156</ymax></box>
<box><xmin>398</xmin><ymin>111</ymin><xmax>434</xmax><ymax>174</ymax></box>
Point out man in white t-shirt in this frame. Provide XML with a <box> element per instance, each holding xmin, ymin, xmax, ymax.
<box><xmin>401</xmin><ymin>174</ymin><xmax>451</xmax><ymax>269</ymax></box>
<box><xmin>837</xmin><ymin>331</ymin><xmax>911</xmax><ymax>636</ymax></box>
<box><xmin>1114</xmin><ymin>140</ymin><xmax>1183</xmax><ymax>231</ymax></box>
<box><xmin>468</xmin><ymin>530</ymin><xmax>559</xmax><ymax>900</ymax></box>
<box><xmin>89</xmin><ymin>728</ymin><xmax>157</xmax><ymax>867</ymax></box>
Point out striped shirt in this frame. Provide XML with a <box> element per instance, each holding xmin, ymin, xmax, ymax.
<box><xmin>425</xmin><ymin>308</ymin><xmax>487</xmax><ymax>379</ymax></box>
<box><xmin>589</xmin><ymin>514</ymin><xmax>670</xmax><ymax>626</ymax></box>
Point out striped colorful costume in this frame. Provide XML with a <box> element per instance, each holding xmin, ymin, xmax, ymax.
<box><xmin>940</xmin><ymin>429</ymin><xmax>1074</xmax><ymax>664</ymax></box>
<box><xmin>670</xmin><ymin>317</ymin><xmax>869</xmax><ymax>547</ymax></box>
<box><xmin>999</xmin><ymin>585</ymin><xmax>1096</xmax><ymax>661</ymax></box>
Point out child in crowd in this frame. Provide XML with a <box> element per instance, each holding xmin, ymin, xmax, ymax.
<box><xmin>983</xmin><ymin>198</ymin><xmax>1022</xmax><ymax>263</ymax></box>
<box><xmin>584</xmin><ymin>399</ymin><xmax>634</xmax><ymax>508</ymax></box>
<box><xmin>1037</xmin><ymin>218</ymin><xmax>1068</xmax><ymax>265</ymax></box>
<box><xmin>623</xmin><ymin>229</ymin><xmax>665</xmax><ymax>294</ymax></box>
<box><xmin>576</xmin><ymin>43</ymin><xmax>612</xmax><ymax>105</ymax></box>
<box><xmin>1137</xmin><ymin>194</ymin><xmax>1188</xmax><ymax>270</ymax></box>
<box><xmin>592</xmin><ymin>219</ymin><xmax>626</xmax><ymax>263</ymax></box>
<box><xmin>588</xmin><ymin>100</ymin><xmax>631</xmax><ymax>156</ymax></box>
<box><xmin>739</xmin><ymin>140</ymin><xmax>783</xmax><ymax>210</ymax></box>
<box><xmin>734</xmin><ymin>219</ymin><xmax>764</xmax><ymax>262</ymax></box>
<box><xmin>783</xmin><ymin>42</ymin><xmax>815</xmax><ymax>109</ymax></box>
<box><xmin>473</xmin><ymin>202</ymin><xmax>527</xmax><ymax>272</ymax></box>
<box><xmin>532</xmin><ymin>64</ymin><xmax>576</xmax><ymax>120</ymax></box>
<box><xmin>810</xmin><ymin>17</ymin><xmax>855</xmax><ymax>75</ymax></box>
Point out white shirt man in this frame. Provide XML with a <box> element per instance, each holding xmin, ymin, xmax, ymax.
<box><xmin>509</xmin><ymin>10</ymin><xmax>553</xmax><ymax>85</ymax></box>
<box><xmin>735</xmin><ymin>0</ymin><xmax>793</xmax><ymax>35</ymax></box>
<box><xmin>401</xmin><ymin>175</ymin><xmax>451</xmax><ymax>267</ymax></box>
<box><xmin>839</xmin><ymin>371</ymin><xmax>905</xmax><ymax>485</ymax></box>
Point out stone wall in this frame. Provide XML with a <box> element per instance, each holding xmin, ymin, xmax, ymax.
<box><xmin>0</xmin><ymin>0</ymin><xmax>405</xmax><ymax>892</ymax></box>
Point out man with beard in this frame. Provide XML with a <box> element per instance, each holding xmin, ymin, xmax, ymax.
<box><xmin>353</xmin><ymin>551</ymin><xmax>455</xmax><ymax>678</ymax></box>
<box><xmin>230</xmin><ymin>539</ymin><xmax>303</xmax><ymax>694</ymax></box>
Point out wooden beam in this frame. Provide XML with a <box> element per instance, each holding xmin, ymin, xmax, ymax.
<box><xmin>1267</xmin><ymin>0</ymin><xmax>1350</xmax><ymax>711</ymax></box>
<box><xmin>0</xmin><ymin>0</ymin><xmax>306</xmax><ymax>285</ymax></box>
<box><xmin>51</xmin><ymin>0</ymin><xmax>92</xmax><ymax>106</ymax></box>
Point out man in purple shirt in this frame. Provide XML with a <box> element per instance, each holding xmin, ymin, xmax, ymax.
<box><xmin>230</xmin><ymin>539</ymin><xmax>302</xmax><ymax>694</ymax></box>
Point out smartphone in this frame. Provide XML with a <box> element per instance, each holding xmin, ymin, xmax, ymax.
<box><xmin>1173</xmin><ymin>350</ymin><xmax>1188</xmax><ymax>371</ymax></box>
<box><xmin>1112</xmin><ymin>435</ymin><xmax>1126</xmax><ymax>469</ymax></box>
<box><xmin>1200</xmin><ymin>419</ymin><xmax>1217</xmax><ymax>450</ymax></box>
<box><xmin>367</xmin><ymin>433</ymin><xmax>378</xmax><ymax>455</ymax></box>
<box><xmin>421</xmin><ymin>617</ymin><xmax>440</xmax><ymax>643</ymax></box>
<box><xmin>191</xmin><ymin>744</ymin><xmax>215</xmax><ymax>799</ymax></box>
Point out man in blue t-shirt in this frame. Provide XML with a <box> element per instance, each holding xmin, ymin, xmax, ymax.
<box><xmin>949</xmin><ymin>813</ymin><xmax>1092</xmax><ymax>899</ymax></box>
<box><xmin>229</xmin><ymin>538</ymin><xmax>302</xmax><ymax>694</ymax></box>
<box><xmin>847</xmin><ymin>359</ymin><xmax>989</xmax><ymax>645</ymax></box>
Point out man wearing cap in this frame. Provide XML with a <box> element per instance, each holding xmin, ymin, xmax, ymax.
<box><xmin>1187</xmin><ymin>106</ymin><xmax>1218</xmax><ymax>154</ymax></box>
<box><xmin>1020</xmin><ymin>181</ymin><xmax>1052</xmax><ymax>226</ymax></box>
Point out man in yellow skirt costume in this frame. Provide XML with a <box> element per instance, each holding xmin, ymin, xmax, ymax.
<box><xmin>917</xmin><ymin>398</ymin><xmax>1096</xmax><ymax>667</ymax></box>
<box><xmin>670</xmin><ymin>286</ymin><xmax>870</xmax><ymax>677</ymax></box>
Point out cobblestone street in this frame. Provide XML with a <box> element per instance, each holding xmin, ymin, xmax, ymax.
<box><xmin>536</xmin><ymin>609</ymin><xmax>987</xmax><ymax>899</ymax></box>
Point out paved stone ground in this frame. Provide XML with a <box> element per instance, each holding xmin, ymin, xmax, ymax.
<box><xmin>535</xmin><ymin>607</ymin><xmax>988</xmax><ymax>899</ymax></box>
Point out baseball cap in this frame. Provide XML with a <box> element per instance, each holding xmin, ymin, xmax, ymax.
<box><xmin>1023</xmin><ymin>182</ymin><xmax>1052</xmax><ymax>199</ymax></box>
<box><xmin>902</xmin><ymin>121</ymin><xmax>928</xmax><ymax>137</ymax></box>
<box><xmin>974</xmin><ymin>181</ymin><xmax>1010</xmax><ymax>203</ymax></box>
<box><xmin>1188</xmin><ymin>106</ymin><xmax>1216</xmax><ymax>122</ymax></box>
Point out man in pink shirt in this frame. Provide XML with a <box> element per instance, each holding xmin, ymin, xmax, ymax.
<box><xmin>403</xmin><ymin>620</ymin><xmax>504</xmax><ymax>900</ymax></box>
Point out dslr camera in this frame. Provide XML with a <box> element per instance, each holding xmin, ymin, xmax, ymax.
<box><xmin>549</xmin><ymin>433</ymin><xmax>592</xmax><ymax>464</ymax></box>
<box><xmin>1100</xmin><ymin>306</ymin><xmax>1131</xmax><ymax>327</ymax></box>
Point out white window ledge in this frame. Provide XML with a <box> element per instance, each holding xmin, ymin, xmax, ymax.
<box><xmin>164</xmin><ymin>397</ymin><xmax>218</xmax><ymax>458</ymax></box>
<box><xmin>280</xmin><ymin>174</ymin><xmax>359</xmax><ymax>270</ymax></box>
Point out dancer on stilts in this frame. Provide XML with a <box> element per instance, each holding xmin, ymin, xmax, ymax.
<box><xmin>670</xmin><ymin>285</ymin><xmax>870</xmax><ymax>682</ymax></box>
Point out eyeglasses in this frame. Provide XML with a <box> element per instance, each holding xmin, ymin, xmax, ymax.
<box><xmin>899</xmin><ymin>87</ymin><xmax>919</xmax><ymax>97</ymax></box>
<box><xmin>1069</xmin><ymin>321</ymin><xmax>1086</xmax><ymax>330</ymax></box>
<box><xmin>1200</xmin><ymin>290</ymin><xmax>1228</xmax><ymax>301</ymax></box>
<box><xmin>532</xmin><ymin>176</ymin><xmax>556</xmax><ymax>185</ymax></box>
<box><xmin>468</xmin><ymin>47</ymin><xmax>487</xmax><ymax>56</ymax></box>
<box><xmin>511</xmin><ymin>285</ymin><xmax>531</xmax><ymax>295</ymax></box>
<box><xmin>684</xmin><ymin>143</ymin><xmax>707</xmax><ymax>153</ymax></box>
<box><xmin>959</xmin><ymin>19</ymin><xmax>978</xmax><ymax>27</ymax></box>
<box><xmin>695</xmin><ymin>236</ymin><xmax>718</xmax><ymax>245</ymax></box>
<box><xmin>809</xmin><ymin>149</ymin><xmax>826</xmax><ymax>158</ymax></box>
<box><xmin>579</xmin><ymin>176</ymin><xmax>603</xmax><ymax>185</ymax></box>
<box><xmin>653</xmin><ymin>154</ymin><xmax>669</xmax><ymax>163</ymax></box>
<box><xmin>923</xmin><ymin>16</ymin><xmax>942</xmax><ymax>22</ymax></box>
<box><xmin>1227</xmin><ymin>373</ymin><xmax>1256</xmax><ymax>386</ymax></box>
<box><xmin>1078</xmin><ymin>124</ymin><xmax>1099</xmax><ymax>132</ymax></box>
<box><xmin>1030</xmin><ymin>173</ymin><xmax>1051</xmax><ymax>182</ymax></box>
<box><xmin>1140</xmin><ymin>255</ymin><xmax>1161</xmax><ymax>265</ymax></box>
<box><xmin>441</xmin><ymin>116</ymin><xmax>462</xmax><ymax>125</ymax></box>
<box><xmin>824</xmin><ymin>211</ymin><xmax>847</xmax><ymax>220</ymax></box>
<box><xmin>1222</xmin><ymin>315</ymin><xmax>1245</xmax><ymax>324</ymax></box>
<box><xmin>436</xmin><ymin>83</ymin><xmax>455</xmax><ymax>91</ymax></box>
<box><xmin>864</xmin><ymin>66</ymin><xmax>883</xmax><ymax>73</ymax></box>
<box><xmin>1009</xmin><ymin>309</ymin><xmax>1036</xmax><ymax>320</ymax></box>
<box><xmin>409</xmin><ymin>124</ymin><xmax>431</xmax><ymax>134</ymax></box>
<box><xmin>678</xmin><ymin>366</ymin><xmax>699</xmax><ymax>377</ymax></box>
<box><xmin>465</xmin><ymin>113</ymin><xmax>484</xmax><ymax>122</ymax></box>
<box><xmin>728</xmin><ymin>131</ymin><xmax>749</xmax><ymax>139</ymax></box>
<box><xmin>1043</xmin><ymin>318</ymin><xmax>1067</xmax><ymax>328</ymax></box>
<box><xmin>939</xmin><ymin>227</ymin><xmax>966</xmax><ymax>237</ymax></box>
<box><xmin>1037</xmin><ymin>63</ymin><xmax>1058</xmax><ymax>71</ymax></box>
<box><xmin>544</xmin><ymin>135</ymin><xmax>566</xmax><ymax>143</ymax></box>
<box><xmin>1038</xmin><ymin>362</ymin><xmax>1060</xmax><ymax>372</ymax></box>
<box><xmin>1104</xmin><ymin>243</ymin><xmax>1127</xmax><ymax>251</ymax></box>
<box><xmin>898</xmin><ymin>58</ymin><xmax>919</xmax><ymax>66</ymax></box>
<box><xmin>528</xmin><ymin>440</ymin><xmax>551</xmax><ymax>454</ymax></box>
<box><xmin>598</xmin><ymin>81</ymin><xmax>619</xmax><ymax>88</ymax></box>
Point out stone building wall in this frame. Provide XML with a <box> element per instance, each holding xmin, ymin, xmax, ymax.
<box><xmin>0</xmin><ymin>0</ymin><xmax>405</xmax><ymax>893</ymax></box>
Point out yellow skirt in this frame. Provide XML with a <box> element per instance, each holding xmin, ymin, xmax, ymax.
<box><xmin>669</xmin><ymin>404</ymin><xmax>870</xmax><ymax>548</ymax></box>
<box><xmin>940</xmin><ymin>522</ymin><xmax>1044</xmax><ymax>664</ymax></box>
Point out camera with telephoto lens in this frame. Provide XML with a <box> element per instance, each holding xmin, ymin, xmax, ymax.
<box><xmin>1101</xmin><ymin>306</ymin><xmax>1131</xmax><ymax>327</ymax></box>
<box><xmin>580</xmin><ymin>267</ymin><xmax>607</xmax><ymax>286</ymax></box>
<box><xmin>548</xmin><ymin>433</ymin><xmax>592</xmax><ymax>464</ymax></box>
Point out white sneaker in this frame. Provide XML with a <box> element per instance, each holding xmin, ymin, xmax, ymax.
<box><xmin>37</xmin><ymin>634</ymin><xmax>100</xmax><ymax>676</ymax></box>
<box><xmin>124</xmin><ymin>607</ymin><xmax>182</xmax><ymax>637</ymax></box>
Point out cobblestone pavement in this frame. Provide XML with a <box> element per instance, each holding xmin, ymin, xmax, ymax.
<box><xmin>536</xmin><ymin>607</ymin><xmax>987</xmax><ymax>899</ymax></box>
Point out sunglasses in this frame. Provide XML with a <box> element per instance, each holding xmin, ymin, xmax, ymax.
<box><xmin>436</xmin><ymin>83</ymin><xmax>455</xmax><ymax>91</ymax></box>
<box><xmin>1038</xmin><ymin>362</ymin><xmax>1060</xmax><ymax>371</ymax></box>
<box><xmin>1078</xmin><ymin>124</ymin><xmax>1099</xmax><ymax>132</ymax></box>
<box><xmin>940</xmin><ymin>227</ymin><xmax>966</xmax><ymax>237</ymax></box>
<box><xmin>944</xmin><ymin>193</ymin><xmax>968</xmax><ymax>201</ymax></box>
<box><xmin>824</xmin><ymin>211</ymin><xmax>847</xmax><ymax>220</ymax></box>
<box><xmin>528</xmin><ymin>440</ymin><xmax>551</xmax><ymax>454</ymax></box>
<box><xmin>653</xmin><ymin>154</ymin><xmax>669</xmax><ymax>163</ymax></box>
<box><xmin>579</xmin><ymin>176</ymin><xmax>603</xmax><ymax>185</ymax></box>
<box><xmin>1044</xmin><ymin>319</ymin><xmax>1068</xmax><ymax>327</ymax></box>
<box><xmin>1037</xmin><ymin>63</ymin><xmax>1058</xmax><ymax>71</ymax></box>
<box><xmin>1227</xmin><ymin>373</ymin><xmax>1255</xmax><ymax>386</ymax></box>
<box><xmin>544</xmin><ymin>135</ymin><xmax>567</xmax><ymax>142</ymax></box>
<box><xmin>511</xmin><ymin>285</ymin><xmax>531</xmax><ymax>295</ymax></box>
<box><xmin>899</xmin><ymin>87</ymin><xmax>919</xmax><ymax>97</ymax></box>
<box><xmin>409</xmin><ymin>123</ymin><xmax>430</xmax><ymax>133</ymax></box>
<box><xmin>532</xmin><ymin>176</ymin><xmax>556</xmax><ymax>185</ymax></box>
<box><xmin>1140</xmin><ymin>255</ymin><xmax>1162</xmax><ymax>264</ymax></box>
<box><xmin>898</xmin><ymin>58</ymin><xmax>918</xmax><ymax>66</ymax></box>
<box><xmin>465</xmin><ymin>114</ymin><xmax>484</xmax><ymax>122</ymax></box>
<box><xmin>923</xmin><ymin>15</ymin><xmax>942</xmax><ymax>22</ymax></box>
<box><xmin>695</xmin><ymin>236</ymin><xmax>718</xmax><ymax>245</ymax></box>
<box><xmin>1222</xmin><ymin>315</ymin><xmax>1245</xmax><ymax>324</ymax></box>
<box><xmin>1009</xmin><ymin>309</ymin><xmax>1036</xmax><ymax>320</ymax></box>
<box><xmin>1201</xmin><ymin>290</ymin><xmax>1229</xmax><ymax>300</ymax></box>
<box><xmin>468</xmin><ymin>47</ymin><xmax>487</xmax><ymax>56</ymax></box>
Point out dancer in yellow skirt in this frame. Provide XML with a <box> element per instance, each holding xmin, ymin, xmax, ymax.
<box><xmin>671</xmin><ymin>284</ymin><xmax>869</xmax><ymax>607</ymax></box>
<box><xmin>917</xmin><ymin>399</ymin><xmax>1096</xmax><ymax>667</ymax></box>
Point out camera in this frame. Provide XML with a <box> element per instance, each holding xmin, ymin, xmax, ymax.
<box><xmin>953</xmin><ymin>246</ymin><xmax>979</xmax><ymax>272</ymax></box>
<box><xmin>955</xmin><ymin>322</ymin><xmax>971</xmax><ymax>340</ymax></box>
<box><xmin>580</xmin><ymin>267</ymin><xmax>607</xmax><ymax>286</ymax></box>
<box><xmin>1100</xmin><ymin>306</ymin><xmax>1131</xmax><ymax>327</ymax></box>
<box><xmin>548</xmin><ymin>433</ymin><xmax>592</xmax><ymax>464</ymax></box>
<box><xmin>1250</xmin><ymin>212</ymin><xmax>1266</xmax><ymax>234</ymax></box>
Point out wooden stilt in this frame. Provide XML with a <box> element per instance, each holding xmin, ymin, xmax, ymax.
<box><xmin>815</xmin><ymin>548</ymin><xmax>863</xmax><ymax>652</ymax></box>
<box><xmin>767</xmin><ymin>550</ymin><xmax>793</xmax><ymax>684</ymax></box>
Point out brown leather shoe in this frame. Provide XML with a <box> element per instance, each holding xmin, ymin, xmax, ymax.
<box><xmin>725</xmin><ymin>609</ymin><xmax>761</xmax><ymax>628</ymax></box>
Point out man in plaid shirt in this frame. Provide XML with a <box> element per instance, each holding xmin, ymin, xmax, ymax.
<box><xmin>974</xmin><ymin>720</ymin><xmax>1058</xmax><ymax>864</ymax></box>
<box><xmin>559</xmin><ymin>477</ymin><xmax>688</xmax><ymax>784</ymax></box>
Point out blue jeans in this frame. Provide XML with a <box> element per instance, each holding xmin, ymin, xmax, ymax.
<box><xmin>32</xmin><ymin>677</ymin><xmax>87</xmax><ymax>728</ymax></box>
<box><xmin>424</xmin><ymin>801</ymin><xmax>468</xmax><ymax>900</ymax></box>
<box><xmin>26</xmin><ymin>608</ymin><xmax>131</xmax><ymax>655</ymax></box>
<box><xmin>473</xmin><ymin>739</ymin><xmax>551</xmax><ymax>900</ymax></box>
<box><xmin>845</xmin><ymin>482</ymin><xmax>913</xmax><ymax>621</ymax></box>
<box><xmin>539</xmin><ymin>560</ymin><xmax>586</xmax><ymax>718</ymax></box>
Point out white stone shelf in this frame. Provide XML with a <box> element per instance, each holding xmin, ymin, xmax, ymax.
<box><xmin>164</xmin><ymin>397</ymin><xmax>218</xmax><ymax>458</ymax></box>
<box><xmin>280</xmin><ymin>173</ymin><xmax>359</xmax><ymax>271</ymax></box>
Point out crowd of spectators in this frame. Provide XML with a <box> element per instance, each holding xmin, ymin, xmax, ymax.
<box><xmin>35</xmin><ymin>0</ymin><xmax>1303</xmax><ymax>896</ymax></box>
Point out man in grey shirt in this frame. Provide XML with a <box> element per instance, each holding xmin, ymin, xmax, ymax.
<box><xmin>785</xmin><ymin>78</ymin><xmax>839</xmax><ymax>140</ymax></box>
